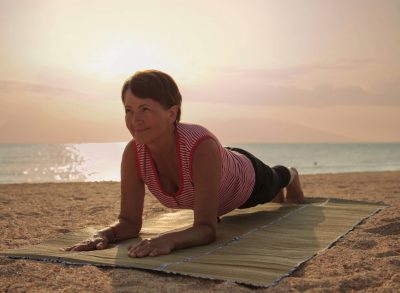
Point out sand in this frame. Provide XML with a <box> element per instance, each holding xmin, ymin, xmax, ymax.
<box><xmin>1</xmin><ymin>171</ymin><xmax>399</xmax><ymax>292</ymax></box>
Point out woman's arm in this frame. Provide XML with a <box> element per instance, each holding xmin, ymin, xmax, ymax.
<box><xmin>128</xmin><ymin>138</ymin><xmax>221</xmax><ymax>257</ymax></box>
<box><xmin>116</xmin><ymin>139</ymin><xmax>145</xmax><ymax>239</ymax></box>
<box><xmin>65</xmin><ymin>139</ymin><xmax>145</xmax><ymax>251</ymax></box>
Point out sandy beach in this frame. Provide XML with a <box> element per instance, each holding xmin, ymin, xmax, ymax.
<box><xmin>1</xmin><ymin>171</ymin><xmax>399</xmax><ymax>292</ymax></box>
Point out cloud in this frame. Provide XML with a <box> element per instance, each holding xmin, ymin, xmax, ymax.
<box><xmin>0</xmin><ymin>111</ymin><xmax>128</xmax><ymax>143</ymax></box>
<box><xmin>0</xmin><ymin>80</ymin><xmax>128</xmax><ymax>143</ymax></box>
<box><xmin>200</xmin><ymin>117</ymin><xmax>355</xmax><ymax>144</ymax></box>
<box><xmin>206</xmin><ymin>59</ymin><xmax>378</xmax><ymax>82</ymax></box>
<box><xmin>184</xmin><ymin>82</ymin><xmax>398</xmax><ymax>107</ymax></box>
<box><xmin>0</xmin><ymin>80</ymin><xmax>97</xmax><ymax>100</ymax></box>
<box><xmin>182</xmin><ymin>64</ymin><xmax>400</xmax><ymax>107</ymax></box>
<box><xmin>1</xmin><ymin>77</ymin><xmax>398</xmax><ymax>143</ymax></box>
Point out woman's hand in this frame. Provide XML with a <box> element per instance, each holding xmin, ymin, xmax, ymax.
<box><xmin>63</xmin><ymin>233</ymin><xmax>109</xmax><ymax>252</ymax></box>
<box><xmin>128</xmin><ymin>237</ymin><xmax>174</xmax><ymax>258</ymax></box>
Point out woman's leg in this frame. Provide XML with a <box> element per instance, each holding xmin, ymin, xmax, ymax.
<box><xmin>285</xmin><ymin>167</ymin><xmax>304</xmax><ymax>203</ymax></box>
<box><xmin>271</xmin><ymin>189</ymin><xmax>285</xmax><ymax>203</ymax></box>
<box><xmin>228</xmin><ymin>146</ymin><xmax>304</xmax><ymax>207</ymax></box>
<box><xmin>272</xmin><ymin>167</ymin><xmax>304</xmax><ymax>204</ymax></box>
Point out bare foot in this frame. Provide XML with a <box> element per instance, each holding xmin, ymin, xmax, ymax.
<box><xmin>271</xmin><ymin>188</ymin><xmax>285</xmax><ymax>203</ymax></box>
<box><xmin>285</xmin><ymin>167</ymin><xmax>304</xmax><ymax>204</ymax></box>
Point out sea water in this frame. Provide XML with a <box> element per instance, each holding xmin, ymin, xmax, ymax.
<box><xmin>0</xmin><ymin>143</ymin><xmax>399</xmax><ymax>184</ymax></box>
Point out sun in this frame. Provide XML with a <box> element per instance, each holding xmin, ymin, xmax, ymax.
<box><xmin>84</xmin><ymin>40</ymin><xmax>183</xmax><ymax>82</ymax></box>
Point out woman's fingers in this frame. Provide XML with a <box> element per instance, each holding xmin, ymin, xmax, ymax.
<box><xmin>128</xmin><ymin>239</ymin><xmax>152</xmax><ymax>258</ymax></box>
<box><xmin>63</xmin><ymin>244</ymin><xmax>84</xmax><ymax>251</ymax></box>
<box><xmin>63</xmin><ymin>237</ymin><xmax>106</xmax><ymax>252</ymax></box>
<box><xmin>128</xmin><ymin>239</ymin><xmax>148</xmax><ymax>250</ymax></box>
<box><xmin>96</xmin><ymin>238</ymin><xmax>109</xmax><ymax>250</ymax></box>
<box><xmin>70</xmin><ymin>242</ymin><xmax>94</xmax><ymax>251</ymax></box>
<box><xmin>149</xmin><ymin>248</ymin><xmax>159</xmax><ymax>257</ymax></box>
<box><xmin>63</xmin><ymin>245</ymin><xmax>75</xmax><ymax>251</ymax></box>
<box><xmin>127</xmin><ymin>239</ymin><xmax>169</xmax><ymax>258</ymax></box>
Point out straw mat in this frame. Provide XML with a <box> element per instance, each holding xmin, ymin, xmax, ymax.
<box><xmin>1</xmin><ymin>198</ymin><xmax>386</xmax><ymax>287</ymax></box>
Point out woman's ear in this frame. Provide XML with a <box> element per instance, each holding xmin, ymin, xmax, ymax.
<box><xmin>168</xmin><ymin>105</ymin><xmax>179</xmax><ymax>123</ymax></box>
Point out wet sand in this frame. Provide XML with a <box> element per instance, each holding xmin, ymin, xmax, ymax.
<box><xmin>1</xmin><ymin>171</ymin><xmax>399</xmax><ymax>292</ymax></box>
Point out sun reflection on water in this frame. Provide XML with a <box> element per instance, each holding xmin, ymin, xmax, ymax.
<box><xmin>0</xmin><ymin>143</ymin><xmax>126</xmax><ymax>184</ymax></box>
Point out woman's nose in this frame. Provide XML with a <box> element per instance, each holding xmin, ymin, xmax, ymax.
<box><xmin>126</xmin><ymin>112</ymin><xmax>141</xmax><ymax>126</ymax></box>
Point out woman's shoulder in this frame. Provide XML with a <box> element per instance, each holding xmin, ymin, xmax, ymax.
<box><xmin>122</xmin><ymin>139</ymin><xmax>137</xmax><ymax>162</ymax></box>
<box><xmin>124</xmin><ymin>139</ymin><xmax>145</xmax><ymax>157</ymax></box>
<box><xmin>177</xmin><ymin>122</ymin><xmax>213</xmax><ymax>135</ymax></box>
<box><xmin>177</xmin><ymin>122</ymin><xmax>221</xmax><ymax>146</ymax></box>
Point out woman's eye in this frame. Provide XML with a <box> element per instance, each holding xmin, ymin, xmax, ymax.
<box><xmin>125</xmin><ymin>109</ymin><xmax>131</xmax><ymax>113</ymax></box>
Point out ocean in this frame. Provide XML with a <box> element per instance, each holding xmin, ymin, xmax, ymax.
<box><xmin>0</xmin><ymin>143</ymin><xmax>399</xmax><ymax>184</ymax></box>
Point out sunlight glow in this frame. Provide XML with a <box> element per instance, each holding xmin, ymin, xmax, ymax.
<box><xmin>1</xmin><ymin>1</ymin><xmax>399</xmax><ymax>143</ymax></box>
<box><xmin>84</xmin><ymin>40</ymin><xmax>182</xmax><ymax>82</ymax></box>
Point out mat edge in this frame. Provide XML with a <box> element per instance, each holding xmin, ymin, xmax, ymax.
<box><xmin>266</xmin><ymin>204</ymin><xmax>389</xmax><ymax>289</ymax></box>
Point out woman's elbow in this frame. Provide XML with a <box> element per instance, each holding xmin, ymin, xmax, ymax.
<box><xmin>201</xmin><ymin>224</ymin><xmax>217</xmax><ymax>244</ymax></box>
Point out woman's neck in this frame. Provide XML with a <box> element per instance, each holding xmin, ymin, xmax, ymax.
<box><xmin>146</xmin><ymin>125</ymin><xmax>177</xmax><ymax>160</ymax></box>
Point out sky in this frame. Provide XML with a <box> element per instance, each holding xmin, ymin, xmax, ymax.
<box><xmin>0</xmin><ymin>0</ymin><xmax>399</xmax><ymax>144</ymax></box>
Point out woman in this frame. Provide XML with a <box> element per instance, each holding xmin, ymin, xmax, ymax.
<box><xmin>65</xmin><ymin>70</ymin><xmax>304</xmax><ymax>258</ymax></box>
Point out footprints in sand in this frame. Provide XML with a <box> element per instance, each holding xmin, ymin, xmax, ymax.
<box><xmin>381</xmin><ymin>216</ymin><xmax>400</xmax><ymax>222</ymax></box>
<box><xmin>72</xmin><ymin>196</ymin><xmax>86</xmax><ymax>201</ymax></box>
<box><xmin>352</xmin><ymin>239</ymin><xmax>377</xmax><ymax>250</ymax></box>
<box><xmin>389</xmin><ymin>259</ymin><xmax>400</xmax><ymax>267</ymax></box>
<box><xmin>375</xmin><ymin>251</ymin><xmax>400</xmax><ymax>258</ymax></box>
<box><xmin>357</xmin><ymin>217</ymin><xmax>400</xmax><ymax>262</ymax></box>
<box><xmin>0</xmin><ymin>198</ymin><xmax>11</xmax><ymax>205</ymax></box>
<box><xmin>88</xmin><ymin>206</ymin><xmax>108</xmax><ymax>215</ymax></box>
<box><xmin>55</xmin><ymin>228</ymin><xmax>71</xmax><ymax>234</ymax></box>
<box><xmin>0</xmin><ymin>257</ymin><xmax>14</xmax><ymax>265</ymax></box>
<box><xmin>333</xmin><ymin>215</ymin><xmax>400</xmax><ymax>293</ymax></box>
<box><xmin>364</xmin><ymin>221</ymin><xmax>400</xmax><ymax>236</ymax></box>
<box><xmin>345</xmin><ymin>216</ymin><xmax>400</xmax><ymax>265</ymax></box>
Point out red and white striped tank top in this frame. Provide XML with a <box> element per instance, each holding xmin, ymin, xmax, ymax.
<box><xmin>133</xmin><ymin>123</ymin><xmax>255</xmax><ymax>216</ymax></box>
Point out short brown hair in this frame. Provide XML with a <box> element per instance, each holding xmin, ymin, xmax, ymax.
<box><xmin>121</xmin><ymin>70</ymin><xmax>182</xmax><ymax>122</ymax></box>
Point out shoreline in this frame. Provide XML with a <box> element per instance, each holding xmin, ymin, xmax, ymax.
<box><xmin>1</xmin><ymin>171</ymin><xmax>399</xmax><ymax>292</ymax></box>
<box><xmin>2</xmin><ymin>169</ymin><xmax>400</xmax><ymax>186</ymax></box>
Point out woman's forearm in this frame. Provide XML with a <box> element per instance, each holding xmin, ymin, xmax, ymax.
<box><xmin>65</xmin><ymin>217</ymin><xmax>141</xmax><ymax>252</ymax></box>
<box><xmin>98</xmin><ymin>217</ymin><xmax>141</xmax><ymax>242</ymax></box>
<box><xmin>159</xmin><ymin>224</ymin><xmax>216</xmax><ymax>251</ymax></box>
<box><xmin>127</xmin><ymin>223</ymin><xmax>216</xmax><ymax>258</ymax></box>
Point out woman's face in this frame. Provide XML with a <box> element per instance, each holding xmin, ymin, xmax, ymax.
<box><xmin>123</xmin><ymin>89</ymin><xmax>177</xmax><ymax>145</ymax></box>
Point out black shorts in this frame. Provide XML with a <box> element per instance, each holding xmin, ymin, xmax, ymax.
<box><xmin>225</xmin><ymin>147</ymin><xmax>291</xmax><ymax>209</ymax></box>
